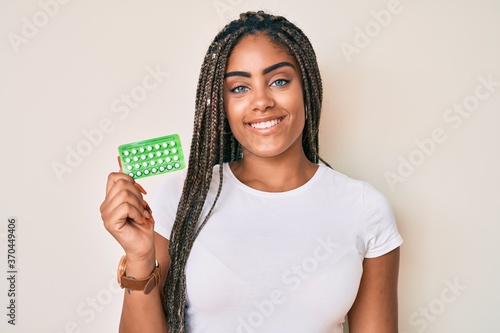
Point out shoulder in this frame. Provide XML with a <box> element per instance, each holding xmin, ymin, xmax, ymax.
<box><xmin>319</xmin><ymin>166</ymin><xmax>389</xmax><ymax>202</ymax></box>
<box><xmin>154</xmin><ymin>164</ymin><xmax>224</xmax><ymax>201</ymax></box>
<box><xmin>318</xmin><ymin>166</ymin><xmax>397</xmax><ymax>230</ymax></box>
<box><xmin>316</xmin><ymin>165</ymin><xmax>366</xmax><ymax>198</ymax></box>
<box><xmin>153</xmin><ymin>168</ymin><xmax>187</xmax><ymax>201</ymax></box>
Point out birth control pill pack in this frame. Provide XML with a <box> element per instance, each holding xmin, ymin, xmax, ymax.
<box><xmin>118</xmin><ymin>134</ymin><xmax>185</xmax><ymax>179</ymax></box>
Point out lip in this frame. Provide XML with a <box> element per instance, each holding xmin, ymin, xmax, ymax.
<box><xmin>245</xmin><ymin>116</ymin><xmax>286</xmax><ymax>133</ymax></box>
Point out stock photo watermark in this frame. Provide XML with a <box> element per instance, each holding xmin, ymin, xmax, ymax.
<box><xmin>5</xmin><ymin>217</ymin><xmax>18</xmax><ymax>325</ymax></box>
<box><xmin>213</xmin><ymin>0</ymin><xmax>245</xmax><ymax>21</ymax></box>
<box><xmin>212</xmin><ymin>0</ymin><xmax>280</xmax><ymax>22</ymax></box>
<box><xmin>56</xmin><ymin>271</ymin><xmax>122</xmax><ymax>333</ymax></box>
<box><xmin>7</xmin><ymin>0</ymin><xmax>72</xmax><ymax>54</ymax></box>
<box><xmin>401</xmin><ymin>277</ymin><xmax>467</xmax><ymax>333</ymax></box>
<box><xmin>51</xmin><ymin>65</ymin><xmax>169</xmax><ymax>182</ymax></box>
<box><xmin>236</xmin><ymin>236</ymin><xmax>339</xmax><ymax>332</ymax></box>
<box><xmin>384</xmin><ymin>74</ymin><xmax>499</xmax><ymax>191</ymax></box>
<box><xmin>340</xmin><ymin>0</ymin><xmax>407</xmax><ymax>63</ymax></box>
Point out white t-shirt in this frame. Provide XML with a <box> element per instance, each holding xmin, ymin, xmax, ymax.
<box><xmin>152</xmin><ymin>163</ymin><xmax>403</xmax><ymax>333</ymax></box>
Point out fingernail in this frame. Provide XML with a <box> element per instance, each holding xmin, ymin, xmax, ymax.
<box><xmin>143</xmin><ymin>210</ymin><xmax>151</xmax><ymax>219</ymax></box>
<box><xmin>117</xmin><ymin>156</ymin><xmax>123</xmax><ymax>172</ymax></box>
<box><xmin>148</xmin><ymin>215</ymin><xmax>156</xmax><ymax>224</ymax></box>
<box><xmin>135</xmin><ymin>183</ymin><xmax>147</xmax><ymax>195</ymax></box>
<box><xmin>142</xmin><ymin>201</ymin><xmax>153</xmax><ymax>213</ymax></box>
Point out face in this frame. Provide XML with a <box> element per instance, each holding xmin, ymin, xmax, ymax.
<box><xmin>223</xmin><ymin>33</ymin><xmax>305</xmax><ymax>160</ymax></box>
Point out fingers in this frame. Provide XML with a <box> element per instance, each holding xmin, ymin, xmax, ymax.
<box><xmin>100</xmin><ymin>171</ymin><xmax>156</xmax><ymax>260</ymax></box>
<box><xmin>102</xmin><ymin>196</ymin><xmax>155</xmax><ymax>240</ymax></box>
<box><xmin>101</xmin><ymin>172</ymin><xmax>153</xmax><ymax>228</ymax></box>
<box><xmin>105</xmin><ymin>172</ymin><xmax>135</xmax><ymax>196</ymax></box>
<box><xmin>135</xmin><ymin>182</ymin><xmax>147</xmax><ymax>195</ymax></box>
<box><xmin>141</xmin><ymin>200</ymin><xmax>154</xmax><ymax>221</ymax></box>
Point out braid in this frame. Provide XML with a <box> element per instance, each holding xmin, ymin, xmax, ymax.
<box><xmin>163</xmin><ymin>11</ymin><xmax>330</xmax><ymax>332</ymax></box>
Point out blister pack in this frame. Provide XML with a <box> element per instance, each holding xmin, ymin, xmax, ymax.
<box><xmin>118</xmin><ymin>134</ymin><xmax>185</xmax><ymax>179</ymax></box>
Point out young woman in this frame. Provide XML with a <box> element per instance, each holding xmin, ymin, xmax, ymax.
<box><xmin>101</xmin><ymin>11</ymin><xmax>402</xmax><ymax>333</ymax></box>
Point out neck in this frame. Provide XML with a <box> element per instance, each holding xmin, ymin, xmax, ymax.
<box><xmin>229</xmin><ymin>146</ymin><xmax>318</xmax><ymax>192</ymax></box>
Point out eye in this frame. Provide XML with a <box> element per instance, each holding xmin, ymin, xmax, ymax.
<box><xmin>271</xmin><ymin>79</ymin><xmax>289</xmax><ymax>87</ymax></box>
<box><xmin>230</xmin><ymin>85</ymin><xmax>249</xmax><ymax>93</ymax></box>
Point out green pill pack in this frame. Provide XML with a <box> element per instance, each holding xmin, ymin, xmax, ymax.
<box><xmin>118</xmin><ymin>134</ymin><xmax>185</xmax><ymax>179</ymax></box>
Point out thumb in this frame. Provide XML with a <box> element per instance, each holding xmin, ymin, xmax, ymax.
<box><xmin>117</xmin><ymin>156</ymin><xmax>123</xmax><ymax>172</ymax></box>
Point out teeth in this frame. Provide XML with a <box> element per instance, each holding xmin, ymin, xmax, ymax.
<box><xmin>250</xmin><ymin>118</ymin><xmax>281</xmax><ymax>129</ymax></box>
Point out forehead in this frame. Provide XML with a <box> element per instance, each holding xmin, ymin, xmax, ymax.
<box><xmin>226</xmin><ymin>34</ymin><xmax>297</xmax><ymax>71</ymax></box>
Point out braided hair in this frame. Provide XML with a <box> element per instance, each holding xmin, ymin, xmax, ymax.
<box><xmin>163</xmin><ymin>10</ymin><xmax>330</xmax><ymax>331</ymax></box>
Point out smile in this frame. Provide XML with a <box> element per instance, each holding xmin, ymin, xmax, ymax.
<box><xmin>249</xmin><ymin>117</ymin><xmax>284</xmax><ymax>129</ymax></box>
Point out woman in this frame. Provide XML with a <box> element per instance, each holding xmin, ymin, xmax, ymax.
<box><xmin>101</xmin><ymin>11</ymin><xmax>402</xmax><ymax>333</ymax></box>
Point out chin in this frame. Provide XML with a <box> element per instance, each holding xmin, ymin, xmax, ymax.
<box><xmin>244</xmin><ymin>147</ymin><xmax>289</xmax><ymax>159</ymax></box>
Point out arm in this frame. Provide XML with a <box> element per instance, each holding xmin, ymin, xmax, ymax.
<box><xmin>100</xmin><ymin>172</ymin><xmax>171</xmax><ymax>333</ymax></box>
<box><xmin>347</xmin><ymin>247</ymin><xmax>400</xmax><ymax>333</ymax></box>
<box><xmin>119</xmin><ymin>232</ymin><xmax>170</xmax><ymax>333</ymax></box>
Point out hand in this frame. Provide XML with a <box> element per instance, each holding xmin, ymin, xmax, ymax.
<box><xmin>100</xmin><ymin>172</ymin><xmax>155</xmax><ymax>262</ymax></box>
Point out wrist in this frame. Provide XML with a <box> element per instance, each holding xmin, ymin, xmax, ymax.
<box><xmin>122</xmin><ymin>252</ymin><xmax>156</xmax><ymax>279</ymax></box>
<box><xmin>117</xmin><ymin>255</ymin><xmax>161</xmax><ymax>295</ymax></box>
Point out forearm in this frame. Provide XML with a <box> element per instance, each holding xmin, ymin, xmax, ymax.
<box><xmin>120</xmin><ymin>288</ymin><xmax>167</xmax><ymax>332</ymax></box>
<box><xmin>101</xmin><ymin>172</ymin><xmax>170</xmax><ymax>332</ymax></box>
<box><xmin>118</xmin><ymin>257</ymin><xmax>168</xmax><ymax>333</ymax></box>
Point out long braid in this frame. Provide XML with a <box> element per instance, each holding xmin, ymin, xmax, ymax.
<box><xmin>163</xmin><ymin>11</ymin><xmax>330</xmax><ymax>332</ymax></box>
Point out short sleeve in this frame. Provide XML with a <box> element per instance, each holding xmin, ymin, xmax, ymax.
<box><xmin>150</xmin><ymin>170</ymin><xmax>186</xmax><ymax>240</ymax></box>
<box><xmin>363</xmin><ymin>182</ymin><xmax>403</xmax><ymax>258</ymax></box>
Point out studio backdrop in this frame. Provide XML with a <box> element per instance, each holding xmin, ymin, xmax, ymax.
<box><xmin>1</xmin><ymin>0</ymin><xmax>499</xmax><ymax>332</ymax></box>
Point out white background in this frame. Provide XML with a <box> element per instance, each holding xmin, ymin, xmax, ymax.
<box><xmin>1</xmin><ymin>0</ymin><xmax>499</xmax><ymax>332</ymax></box>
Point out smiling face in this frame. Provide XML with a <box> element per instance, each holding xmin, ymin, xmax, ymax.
<box><xmin>223</xmin><ymin>33</ymin><xmax>306</xmax><ymax>161</ymax></box>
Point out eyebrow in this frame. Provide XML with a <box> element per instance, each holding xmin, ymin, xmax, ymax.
<box><xmin>224</xmin><ymin>61</ymin><xmax>296</xmax><ymax>79</ymax></box>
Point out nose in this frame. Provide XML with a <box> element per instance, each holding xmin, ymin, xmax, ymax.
<box><xmin>251</xmin><ymin>85</ymin><xmax>275</xmax><ymax>112</ymax></box>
